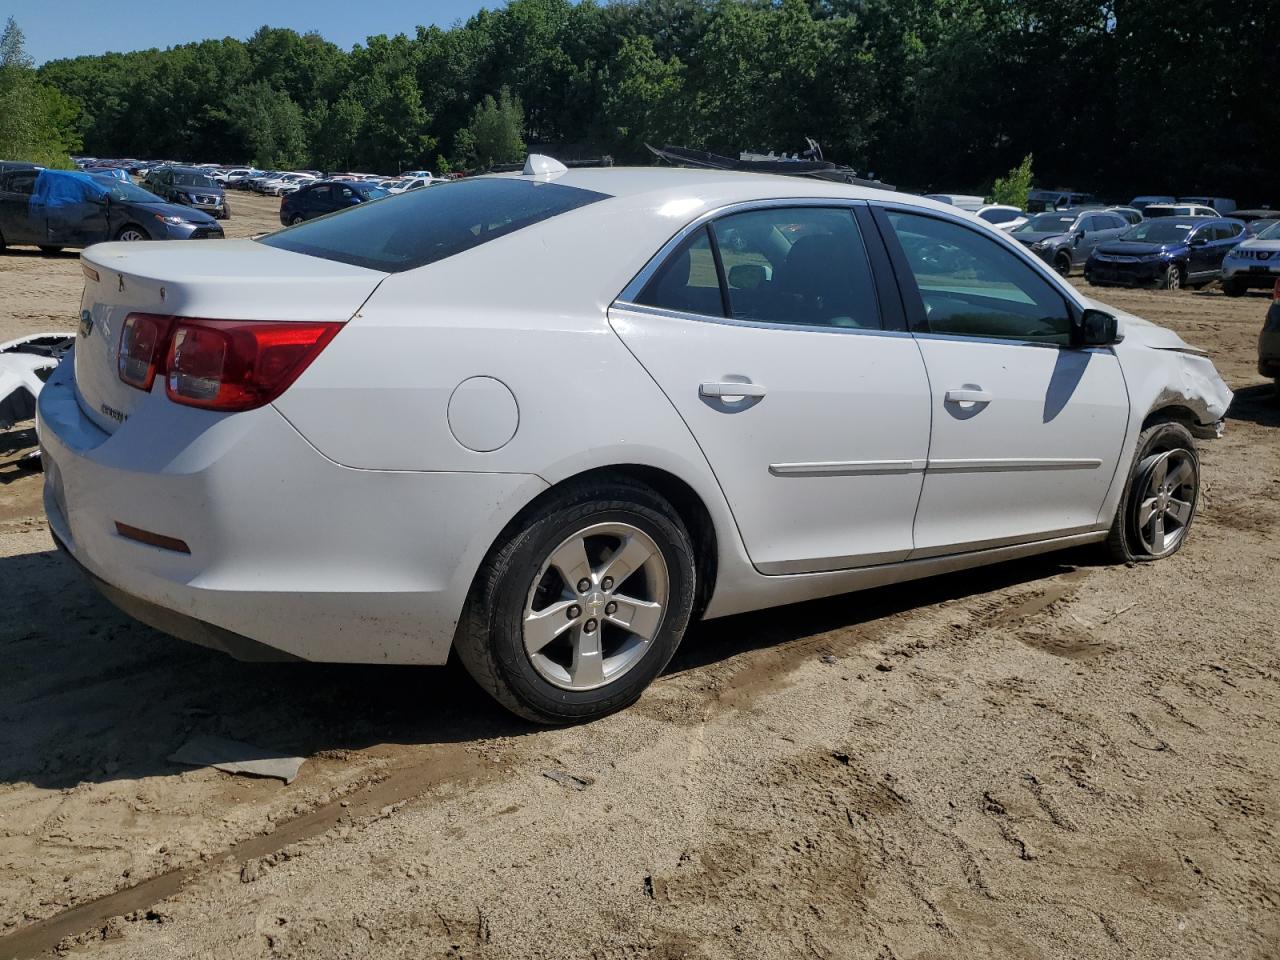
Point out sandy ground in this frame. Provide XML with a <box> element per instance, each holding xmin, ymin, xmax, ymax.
<box><xmin>0</xmin><ymin>192</ymin><xmax>1277</xmax><ymax>960</ymax></box>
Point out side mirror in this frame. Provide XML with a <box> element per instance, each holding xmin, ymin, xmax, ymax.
<box><xmin>1072</xmin><ymin>230</ymin><xmax>1085</xmax><ymax>246</ymax></box>
<box><xmin>1074</xmin><ymin>308</ymin><xmax>1119</xmax><ymax>347</ymax></box>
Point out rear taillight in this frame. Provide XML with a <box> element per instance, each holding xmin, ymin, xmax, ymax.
<box><xmin>165</xmin><ymin>319</ymin><xmax>341</xmax><ymax>411</ymax></box>
<box><xmin>118</xmin><ymin>313</ymin><xmax>175</xmax><ymax>391</ymax></box>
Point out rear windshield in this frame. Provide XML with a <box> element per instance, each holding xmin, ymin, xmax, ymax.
<box><xmin>259</xmin><ymin>177</ymin><xmax>610</xmax><ymax>272</ymax></box>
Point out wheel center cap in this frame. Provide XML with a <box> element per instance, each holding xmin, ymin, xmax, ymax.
<box><xmin>587</xmin><ymin>590</ymin><xmax>606</xmax><ymax>616</ymax></box>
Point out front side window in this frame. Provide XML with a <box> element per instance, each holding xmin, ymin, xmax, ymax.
<box><xmin>884</xmin><ymin>210</ymin><xmax>1072</xmax><ymax>345</ymax></box>
<box><xmin>634</xmin><ymin>206</ymin><xmax>880</xmax><ymax>330</ymax></box>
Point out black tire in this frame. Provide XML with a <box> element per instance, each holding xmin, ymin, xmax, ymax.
<box><xmin>115</xmin><ymin>224</ymin><xmax>148</xmax><ymax>242</ymax></box>
<box><xmin>1104</xmin><ymin>421</ymin><xmax>1200</xmax><ymax>563</ymax></box>
<box><xmin>1054</xmin><ymin>252</ymin><xmax>1072</xmax><ymax>277</ymax></box>
<box><xmin>1222</xmin><ymin>279</ymin><xmax>1244</xmax><ymax>297</ymax></box>
<box><xmin>1161</xmin><ymin>262</ymin><xmax>1185</xmax><ymax>291</ymax></box>
<box><xmin>38</xmin><ymin>245</ymin><xmax>63</xmax><ymax>254</ymax></box>
<box><xmin>288</xmin><ymin>213</ymin><xmax>304</xmax><ymax>226</ymax></box>
<box><xmin>455</xmin><ymin>476</ymin><xmax>697</xmax><ymax>724</ymax></box>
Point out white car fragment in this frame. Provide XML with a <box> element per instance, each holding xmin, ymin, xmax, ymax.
<box><xmin>1</xmin><ymin>333</ymin><xmax>74</xmax><ymax>431</ymax></box>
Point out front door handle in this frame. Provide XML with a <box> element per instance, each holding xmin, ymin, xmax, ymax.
<box><xmin>700</xmin><ymin>381</ymin><xmax>767</xmax><ymax>399</ymax></box>
<box><xmin>944</xmin><ymin>387</ymin><xmax>992</xmax><ymax>404</ymax></box>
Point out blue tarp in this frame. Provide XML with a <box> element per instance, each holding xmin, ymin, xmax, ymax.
<box><xmin>30</xmin><ymin>170</ymin><xmax>110</xmax><ymax>212</ymax></box>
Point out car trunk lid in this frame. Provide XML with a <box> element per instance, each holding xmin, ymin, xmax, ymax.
<box><xmin>74</xmin><ymin>240</ymin><xmax>386</xmax><ymax>434</ymax></box>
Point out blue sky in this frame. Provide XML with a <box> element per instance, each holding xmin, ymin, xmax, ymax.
<box><xmin>7</xmin><ymin>0</ymin><xmax>495</xmax><ymax>64</ymax></box>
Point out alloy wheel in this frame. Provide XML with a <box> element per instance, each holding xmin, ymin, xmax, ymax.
<box><xmin>522</xmin><ymin>522</ymin><xmax>669</xmax><ymax>691</ymax></box>
<box><xmin>1133</xmin><ymin>449</ymin><xmax>1197</xmax><ymax>557</ymax></box>
<box><xmin>118</xmin><ymin>229</ymin><xmax>146</xmax><ymax>242</ymax></box>
<box><xmin>1164</xmin><ymin>265</ymin><xmax>1182</xmax><ymax>291</ymax></box>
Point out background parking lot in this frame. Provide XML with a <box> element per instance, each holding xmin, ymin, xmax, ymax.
<box><xmin>1</xmin><ymin>191</ymin><xmax>1278</xmax><ymax>959</ymax></box>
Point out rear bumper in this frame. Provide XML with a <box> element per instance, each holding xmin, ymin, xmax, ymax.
<box><xmin>37</xmin><ymin>353</ymin><xmax>547</xmax><ymax>664</ymax></box>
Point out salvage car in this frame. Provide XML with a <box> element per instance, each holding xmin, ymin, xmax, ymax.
<box><xmin>1260</xmin><ymin>281</ymin><xmax>1280</xmax><ymax>389</ymax></box>
<box><xmin>279</xmin><ymin>180</ymin><xmax>389</xmax><ymax>224</ymax></box>
<box><xmin>142</xmin><ymin>166</ymin><xmax>229</xmax><ymax>220</ymax></box>
<box><xmin>1010</xmin><ymin>209</ymin><xmax>1129</xmax><ymax>275</ymax></box>
<box><xmin>1222</xmin><ymin>219</ymin><xmax>1280</xmax><ymax>296</ymax></box>
<box><xmin>974</xmin><ymin>204</ymin><xmax>1027</xmax><ymax>231</ymax></box>
<box><xmin>0</xmin><ymin>169</ymin><xmax>223</xmax><ymax>252</ymax></box>
<box><xmin>38</xmin><ymin>160</ymin><xmax>1231</xmax><ymax>722</ymax></box>
<box><xmin>1085</xmin><ymin>217</ymin><xmax>1245</xmax><ymax>290</ymax></box>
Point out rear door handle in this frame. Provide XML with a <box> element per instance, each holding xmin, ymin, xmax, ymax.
<box><xmin>700</xmin><ymin>381</ymin><xmax>767</xmax><ymax>399</ymax></box>
<box><xmin>944</xmin><ymin>388</ymin><xmax>992</xmax><ymax>404</ymax></box>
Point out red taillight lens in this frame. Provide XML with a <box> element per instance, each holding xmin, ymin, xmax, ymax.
<box><xmin>118</xmin><ymin>313</ymin><xmax>175</xmax><ymax>391</ymax></box>
<box><xmin>165</xmin><ymin>319</ymin><xmax>341</xmax><ymax>411</ymax></box>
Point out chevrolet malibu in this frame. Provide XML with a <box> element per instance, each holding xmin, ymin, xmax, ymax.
<box><xmin>38</xmin><ymin>160</ymin><xmax>1233</xmax><ymax>723</ymax></box>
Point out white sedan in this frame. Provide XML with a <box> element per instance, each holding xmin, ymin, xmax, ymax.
<box><xmin>38</xmin><ymin>159</ymin><xmax>1232</xmax><ymax>722</ymax></box>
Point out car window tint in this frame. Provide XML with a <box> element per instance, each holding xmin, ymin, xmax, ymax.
<box><xmin>885</xmin><ymin>210</ymin><xmax>1071</xmax><ymax>346</ymax></box>
<box><xmin>634</xmin><ymin>227</ymin><xmax>724</xmax><ymax>317</ymax></box>
<box><xmin>260</xmin><ymin>178</ymin><xmax>609</xmax><ymax>272</ymax></box>
<box><xmin>5</xmin><ymin>171</ymin><xmax>38</xmax><ymax>196</ymax></box>
<box><xmin>712</xmin><ymin>207</ymin><xmax>880</xmax><ymax>329</ymax></box>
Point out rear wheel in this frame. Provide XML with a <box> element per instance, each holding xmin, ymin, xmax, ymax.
<box><xmin>1161</xmin><ymin>263</ymin><xmax>1184</xmax><ymax>291</ymax></box>
<box><xmin>116</xmin><ymin>225</ymin><xmax>148</xmax><ymax>242</ymax></box>
<box><xmin>288</xmin><ymin>213</ymin><xmax>304</xmax><ymax>226</ymax></box>
<box><xmin>1104</xmin><ymin>421</ymin><xmax>1199</xmax><ymax>562</ymax></box>
<box><xmin>455</xmin><ymin>477</ymin><xmax>696</xmax><ymax>724</ymax></box>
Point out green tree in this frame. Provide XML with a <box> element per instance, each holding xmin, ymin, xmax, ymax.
<box><xmin>226</xmin><ymin>82</ymin><xmax>308</xmax><ymax>168</ymax></box>
<box><xmin>990</xmin><ymin>154</ymin><xmax>1034</xmax><ymax>209</ymax></box>
<box><xmin>456</xmin><ymin>87</ymin><xmax>526</xmax><ymax>170</ymax></box>
<box><xmin>0</xmin><ymin>18</ymin><xmax>80</xmax><ymax>167</ymax></box>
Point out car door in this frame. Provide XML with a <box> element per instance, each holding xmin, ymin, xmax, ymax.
<box><xmin>610</xmin><ymin>203</ymin><xmax>933</xmax><ymax>574</ymax></box>
<box><xmin>45</xmin><ymin>177</ymin><xmax>109</xmax><ymax>247</ymax></box>
<box><xmin>1186</xmin><ymin>223</ymin><xmax>1218</xmax><ymax>278</ymax></box>
<box><xmin>0</xmin><ymin>170</ymin><xmax>42</xmax><ymax>244</ymax></box>
<box><xmin>874</xmin><ymin>205</ymin><xmax>1130</xmax><ymax>556</ymax></box>
<box><xmin>1208</xmin><ymin>222</ymin><xmax>1243</xmax><ymax>275</ymax></box>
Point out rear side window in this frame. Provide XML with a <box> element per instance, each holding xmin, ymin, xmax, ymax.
<box><xmin>635</xmin><ymin>206</ymin><xmax>880</xmax><ymax>330</ymax></box>
<box><xmin>260</xmin><ymin>177</ymin><xmax>610</xmax><ymax>272</ymax></box>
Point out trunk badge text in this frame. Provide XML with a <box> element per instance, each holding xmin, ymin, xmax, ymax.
<box><xmin>99</xmin><ymin>403</ymin><xmax>128</xmax><ymax>424</ymax></box>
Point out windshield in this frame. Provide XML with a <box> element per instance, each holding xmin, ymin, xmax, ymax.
<box><xmin>1255</xmin><ymin>220</ymin><xmax>1280</xmax><ymax>240</ymax></box>
<box><xmin>104</xmin><ymin>181</ymin><xmax>168</xmax><ymax>204</ymax></box>
<box><xmin>1014</xmin><ymin>214</ymin><xmax>1075</xmax><ymax>233</ymax></box>
<box><xmin>1121</xmin><ymin>221</ymin><xmax>1194</xmax><ymax>243</ymax></box>
<box><xmin>174</xmin><ymin>172</ymin><xmax>215</xmax><ymax>187</ymax></box>
<box><xmin>260</xmin><ymin>177</ymin><xmax>610</xmax><ymax>272</ymax></box>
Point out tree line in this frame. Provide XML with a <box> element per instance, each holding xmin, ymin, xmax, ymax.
<box><xmin>7</xmin><ymin>0</ymin><xmax>1278</xmax><ymax>200</ymax></box>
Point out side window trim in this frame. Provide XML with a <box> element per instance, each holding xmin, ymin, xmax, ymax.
<box><xmin>870</xmin><ymin>202</ymin><xmax>1081</xmax><ymax>344</ymax></box>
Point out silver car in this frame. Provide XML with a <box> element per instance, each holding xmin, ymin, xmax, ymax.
<box><xmin>1223</xmin><ymin>220</ymin><xmax>1280</xmax><ymax>296</ymax></box>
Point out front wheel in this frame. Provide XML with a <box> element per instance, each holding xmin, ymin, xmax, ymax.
<box><xmin>1222</xmin><ymin>278</ymin><xmax>1244</xmax><ymax>297</ymax></box>
<box><xmin>116</xmin><ymin>225</ymin><xmax>148</xmax><ymax>242</ymax></box>
<box><xmin>1104</xmin><ymin>421</ymin><xmax>1199</xmax><ymax>562</ymax></box>
<box><xmin>455</xmin><ymin>476</ymin><xmax>697</xmax><ymax>723</ymax></box>
<box><xmin>1054</xmin><ymin>252</ymin><xmax>1072</xmax><ymax>277</ymax></box>
<box><xmin>1161</xmin><ymin>263</ymin><xmax>1184</xmax><ymax>291</ymax></box>
<box><xmin>288</xmin><ymin>213</ymin><xmax>304</xmax><ymax>226</ymax></box>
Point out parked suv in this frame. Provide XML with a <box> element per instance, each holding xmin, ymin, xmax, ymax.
<box><xmin>1143</xmin><ymin>204</ymin><xmax>1218</xmax><ymax>219</ymax></box>
<box><xmin>279</xmin><ymin>180</ymin><xmax>389</xmax><ymax>224</ymax></box>
<box><xmin>1221</xmin><ymin>220</ymin><xmax>1280</xmax><ymax>296</ymax></box>
<box><xmin>1010</xmin><ymin>209</ymin><xmax>1129</xmax><ymax>275</ymax></box>
<box><xmin>0</xmin><ymin>169</ymin><xmax>223</xmax><ymax>252</ymax></box>
<box><xmin>143</xmin><ymin>166</ymin><xmax>229</xmax><ymax>220</ymax></box>
<box><xmin>1085</xmin><ymin>217</ymin><xmax>1245</xmax><ymax>290</ymax></box>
